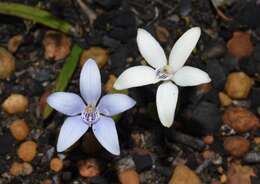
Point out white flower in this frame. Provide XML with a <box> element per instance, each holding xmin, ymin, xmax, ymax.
<box><xmin>47</xmin><ymin>59</ymin><xmax>136</xmax><ymax>155</ymax></box>
<box><xmin>114</xmin><ymin>27</ymin><xmax>211</xmax><ymax>127</ymax></box>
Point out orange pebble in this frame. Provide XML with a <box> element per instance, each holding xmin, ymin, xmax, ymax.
<box><xmin>10</xmin><ymin>119</ymin><xmax>29</xmax><ymax>141</ymax></box>
<box><xmin>17</xmin><ymin>141</ymin><xmax>37</xmax><ymax>161</ymax></box>
<box><xmin>50</xmin><ymin>158</ymin><xmax>63</xmax><ymax>172</ymax></box>
<box><xmin>78</xmin><ymin>159</ymin><xmax>100</xmax><ymax>177</ymax></box>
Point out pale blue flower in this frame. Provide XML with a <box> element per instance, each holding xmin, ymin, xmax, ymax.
<box><xmin>47</xmin><ymin>59</ymin><xmax>136</xmax><ymax>155</ymax></box>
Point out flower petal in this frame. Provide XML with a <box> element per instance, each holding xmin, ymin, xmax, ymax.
<box><xmin>156</xmin><ymin>82</ymin><xmax>178</xmax><ymax>127</ymax></box>
<box><xmin>113</xmin><ymin>66</ymin><xmax>158</xmax><ymax>90</ymax></box>
<box><xmin>169</xmin><ymin>27</ymin><xmax>201</xmax><ymax>72</ymax></box>
<box><xmin>80</xmin><ymin>59</ymin><xmax>101</xmax><ymax>105</ymax></box>
<box><xmin>172</xmin><ymin>66</ymin><xmax>211</xmax><ymax>87</ymax></box>
<box><xmin>57</xmin><ymin>116</ymin><xmax>89</xmax><ymax>152</ymax></box>
<box><xmin>93</xmin><ymin>116</ymin><xmax>120</xmax><ymax>155</ymax></box>
<box><xmin>98</xmin><ymin>94</ymin><xmax>136</xmax><ymax>116</ymax></box>
<box><xmin>137</xmin><ymin>28</ymin><xmax>167</xmax><ymax>69</ymax></box>
<box><xmin>47</xmin><ymin>92</ymin><xmax>85</xmax><ymax>116</ymax></box>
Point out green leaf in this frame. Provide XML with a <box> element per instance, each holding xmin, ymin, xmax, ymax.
<box><xmin>0</xmin><ymin>2</ymin><xmax>74</xmax><ymax>34</ymax></box>
<box><xmin>43</xmin><ymin>44</ymin><xmax>83</xmax><ymax>119</ymax></box>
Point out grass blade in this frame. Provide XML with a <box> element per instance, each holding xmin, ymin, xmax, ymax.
<box><xmin>0</xmin><ymin>2</ymin><xmax>74</xmax><ymax>34</ymax></box>
<box><xmin>43</xmin><ymin>44</ymin><xmax>83</xmax><ymax>119</ymax></box>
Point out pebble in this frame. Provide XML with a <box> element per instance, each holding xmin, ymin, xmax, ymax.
<box><xmin>191</xmin><ymin>101</ymin><xmax>221</xmax><ymax>135</ymax></box>
<box><xmin>50</xmin><ymin>158</ymin><xmax>63</xmax><ymax>172</ymax></box>
<box><xmin>17</xmin><ymin>141</ymin><xmax>37</xmax><ymax>161</ymax></box>
<box><xmin>80</xmin><ymin>47</ymin><xmax>109</xmax><ymax>68</ymax></box>
<box><xmin>203</xmin><ymin>135</ymin><xmax>214</xmax><ymax>145</ymax></box>
<box><xmin>225</xmin><ymin>72</ymin><xmax>253</xmax><ymax>99</ymax></box>
<box><xmin>254</xmin><ymin>137</ymin><xmax>260</xmax><ymax>144</ymax></box>
<box><xmin>220</xmin><ymin>174</ymin><xmax>227</xmax><ymax>183</ymax></box>
<box><xmin>118</xmin><ymin>169</ymin><xmax>140</xmax><ymax>184</ymax></box>
<box><xmin>8</xmin><ymin>34</ymin><xmax>23</xmax><ymax>53</ymax></box>
<box><xmin>202</xmin><ymin>149</ymin><xmax>215</xmax><ymax>160</ymax></box>
<box><xmin>218</xmin><ymin>92</ymin><xmax>232</xmax><ymax>107</ymax></box>
<box><xmin>227</xmin><ymin>162</ymin><xmax>254</xmax><ymax>184</ymax></box>
<box><xmin>43</xmin><ymin>31</ymin><xmax>71</xmax><ymax>61</ymax></box>
<box><xmin>227</xmin><ymin>31</ymin><xmax>254</xmax><ymax>60</ymax></box>
<box><xmin>40</xmin><ymin>179</ymin><xmax>52</xmax><ymax>184</ymax></box>
<box><xmin>9</xmin><ymin>162</ymin><xmax>33</xmax><ymax>176</ymax></box>
<box><xmin>224</xmin><ymin>136</ymin><xmax>250</xmax><ymax>157</ymax></box>
<box><xmin>155</xmin><ymin>25</ymin><xmax>170</xmax><ymax>43</ymax></box>
<box><xmin>0</xmin><ymin>47</ymin><xmax>15</xmax><ymax>79</ymax></box>
<box><xmin>2</xmin><ymin>94</ymin><xmax>29</xmax><ymax>114</ymax></box>
<box><xmin>223</xmin><ymin>107</ymin><xmax>260</xmax><ymax>133</ymax></box>
<box><xmin>104</xmin><ymin>74</ymin><xmax>117</xmax><ymax>93</ymax></box>
<box><xmin>169</xmin><ymin>165</ymin><xmax>202</xmax><ymax>184</ymax></box>
<box><xmin>243</xmin><ymin>151</ymin><xmax>260</xmax><ymax>164</ymax></box>
<box><xmin>9</xmin><ymin>119</ymin><xmax>29</xmax><ymax>141</ymax></box>
<box><xmin>78</xmin><ymin>159</ymin><xmax>101</xmax><ymax>177</ymax></box>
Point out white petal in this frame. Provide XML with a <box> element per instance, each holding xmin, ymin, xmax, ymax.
<box><xmin>80</xmin><ymin>59</ymin><xmax>101</xmax><ymax>105</ymax></box>
<box><xmin>113</xmin><ymin>66</ymin><xmax>158</xmax><ymax>90</ymax></box>
<box><xmin>98</xmin><ymin>94</ymin><xmax>136</xmax><ymax>116</ymax></box>
<box><xmin>47</xmin><ymin>92</ymin><xmax>85</xmax><ymax>116</ymax></box>
<box><xmin>93</xmin><ymin>116</ymin><xmax>120</xmax><ymax>155</ymax></box>
<box><xmin>57</xmin><ymin>116</ymin><xmax>89</xmax><ymax>152</ymax></box>
<box><xmin>137</xmin><ymin>28</ymin><xmax>167</xmax><ymax>69</ymax></box>
<box><xmin>169</xmin><ymin>27</ymin><xmax>201</xmax><ymax>72</ymax></box>
<box><xmin>172</xmin><ymin>66</ymin><xmax>211</xmax><ymax>87</ymax></box>
<box><xmin>156</xmin><ymin>82</ymin><xmax>178</xmax><ymax>127</ymax></box>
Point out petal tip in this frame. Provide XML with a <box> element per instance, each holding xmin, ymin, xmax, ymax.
<box><xmin>56</xmin><ymin>144</ymin><xmax>65</xmax><ymax>152</ymax></box>
<box><xmin>113</xmin><ymin>81</ymin><xmax>124</xmax><ymax>90</ymax></box>
<box><xmin>161</xmin><ymin>120</ymin><xmax>173</xmax><ymax>128</ymax></box>
<box><xmin>137</xmin><ymin>28</ymin><xmax>146</xmax><ymax>35</ymax></box>
<box><xmin>190</xmin><ymin>27</ymin><xmax>201</xmax><ymax>37</ymax></box>
<box><xmin>112</xmin><ymin>149</ymin><xmax>120</xmax><ymax>156</ymax></box>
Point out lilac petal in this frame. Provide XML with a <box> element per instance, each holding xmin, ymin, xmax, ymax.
<box><xmin>98</xmin><ymin>94</ymin><xmax>136</xmax><ymax>116</ymax></box>
<box><xmin>47</xmin><ymin>92</ymin><xmax>86</xmax><ymax>116</ymax></box>
<box><xmin>80</xmin><ymin>59</ymin><xmax>101</xmax><ymax>105</ymax></box>
<box><xmin>57</xmin><ymin>116</ymin><xmax>89</xmax><ymax>152</ymax></box>
<box><xmin>92</xmin><ymin>116</ymin><xmax>120</xmax><ymax>155</ymax></box>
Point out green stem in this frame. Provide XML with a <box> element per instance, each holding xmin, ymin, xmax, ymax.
<box><xmin>43</xmin><ymin>44</ymin><xmax>83</xmax><ymax>119</ymax></box>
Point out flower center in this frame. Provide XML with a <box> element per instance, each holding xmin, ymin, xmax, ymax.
<box><xmin>81</xmin><ymin>104</ymin><xmax>100</xmax><ymax>126</ymax></box>
<box><xmin>155</xmin><ymin>65</ymin><xmax>174</xmax><ymax>81</ymax></box>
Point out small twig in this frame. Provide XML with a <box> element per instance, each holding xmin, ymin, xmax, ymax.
<box><xmin>76</xmin><ymin>0</ymin><xmax>97</xmax><ymax>26</ymax></box>
<box><xmin>210</xmin><ymin>0</ymin><xmax>233</xmax><ymax>22</ymax></box>
<box><xmin>196</xmin><ymin>153</ymin><xmax>222</xmax><ymax>173</ymax></box>
<box><xmin>145</xmin><ymin>7</ymin><xmax>160</xmax><ymax>27</ymax></box>
<box><xmin>196</xmin><ymin>158</ymin><xmax>212</xmax><ymax>173</ymax></box>
<box><xmin>166</xmin><ymin>129</ymin><xmax>205</xmax><ymax>151</ymax></box>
